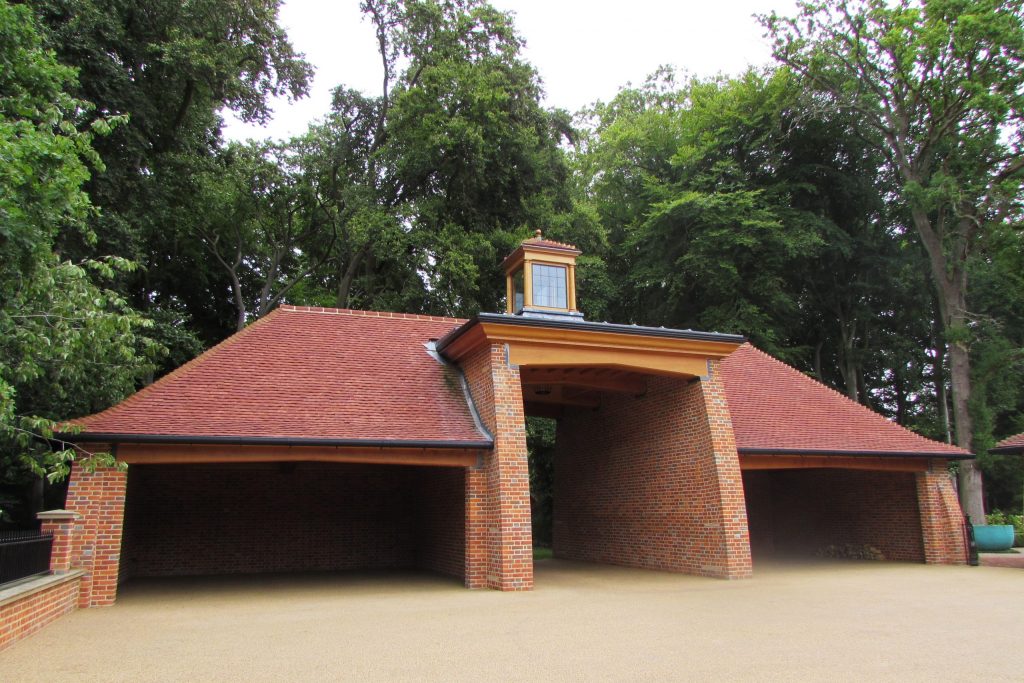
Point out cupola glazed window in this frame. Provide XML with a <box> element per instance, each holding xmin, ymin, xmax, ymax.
<box><xmin>501</xmin><ymin>230</ymin><xmax>582</xmax><ymax>319</ymax></box>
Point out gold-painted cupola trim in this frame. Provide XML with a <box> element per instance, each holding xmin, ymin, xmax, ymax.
<box><xmin>502</xmin><ymin>230</ymin><xmax>583</xmax><ymax>319</ymax></box>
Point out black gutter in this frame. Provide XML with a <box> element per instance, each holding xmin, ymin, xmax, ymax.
<box><xmin>436</xmin><ymin>312</ymin><xmax>745</xmax><ymax>354</ymax></box>
<box><xmin>989</xmin><ymin>446</ymin><xmax>1024</xmax><ymax>455</ymax></box>
<box><xmin>54</xmin><ymin>432</ymin><xmax>493</xmax><ymax>449</ymax></box>
<box><xmin>739</xmin><ymin>447</ymin><xmax>974</xmax><ymax>460</ymax></box>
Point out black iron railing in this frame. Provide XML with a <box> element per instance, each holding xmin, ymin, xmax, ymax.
<box><xmin>0</xmin><ymin>530</ymin><xmax>53</xmax><ymax>585</ymax></box>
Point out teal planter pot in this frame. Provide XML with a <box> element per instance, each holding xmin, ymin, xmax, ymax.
<box><xmin>973</xmin><ymin>525</ymin><xmax>1015</xmax><ymax>551</ymax></box>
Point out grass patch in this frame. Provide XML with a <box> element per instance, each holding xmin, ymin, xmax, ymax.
<box><xmin>533</xmin><ymin>547</ymin><xmax>553</xmax><ymax>560</ymax></box>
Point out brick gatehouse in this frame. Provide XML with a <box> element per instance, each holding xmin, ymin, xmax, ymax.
<box><xmin>53</xmin><ymin>233</ymin><xmax>969</xmax><ymax>607</ymax></box>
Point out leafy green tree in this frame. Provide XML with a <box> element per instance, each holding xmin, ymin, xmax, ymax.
<box><xmin>763</xmin><ymin>0</ymin><xmax>1024</xmax><ymax>520</ymax></box>
<box><xmin>180</xmin><ymin>142</ymin><xmax>338</xmax><ymax>331</ymax></box>
<box><xmin>578</xmin><ymin>71</ymin><xmax>863</xmax><ymax>360</ymax></box>
<box><xmin>969</xmin><ymin>223</ymin><xmax>1024</xmax><ymax>511</ymax></box>
<box><xmin>575</xmin><ymin>67</ymin><xmax>959</xmax><ymax>434</ymax></box>
<box><xmin>287</xmin><ymin>0</ymin><xmax>573</xmax><ymax>317</ymax></box>
<box><xmin>0</xmin><ymin>2</ymin><xmax>157</xmax><ymax>521</ymax></box>
<box><xmin>27</xmin><ymin>0</ymin><xmax>313</xmax><ymax>344</ymax></box>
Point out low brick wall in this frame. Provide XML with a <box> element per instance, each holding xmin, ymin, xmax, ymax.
<box><xmin>121</xmin><ymin>463</ymin><xmax>465</xmax><ymax>580</ymax></box>
<box><xmin>0</xmin><ymin>572</ymin><xmax>83</xmax><ymax>652</ymax></box>
<box><xmin>742</xmin><ymin>469</ymin><xmax>925</xmax><ymax>561</ymax></box>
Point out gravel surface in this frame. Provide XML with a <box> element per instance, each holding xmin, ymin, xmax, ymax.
<box><xmin>1</xmin><ymin>559</ymin><xmax>1020</xmax><ymax>682</ymax></box>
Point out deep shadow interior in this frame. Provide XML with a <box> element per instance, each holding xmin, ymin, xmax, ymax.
<box><xmin>741</xmin><ymin>468</ymin><xmax>925</xmax><ymax>562</ymax></box>
<box><xmin>120</xmin><ymin>463</ymin><xmax>464</xmax><ymax>581</ymax></box>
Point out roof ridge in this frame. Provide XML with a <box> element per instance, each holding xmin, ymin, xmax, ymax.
<box><xmin>738</xmin><ymin>342</ymin><xmax>967</xmax><ymax>454</ymax></box>
<box><xmin>279</xmin><ymin>305</ymin><xmax>466</xmax><ymax>324</ymax></box>
<box><xmin>72</xmin><ymin>308</ymin><xmax>287</xmax><ymax>427</ymax></box>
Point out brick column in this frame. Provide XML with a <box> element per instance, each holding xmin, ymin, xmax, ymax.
<box><xmin>64</xmin><ymin>457</ymin><xmax>127</xmax><ymax>606</ymax></box>
<box><xmin>692</xmin><ymin>360</ymin><xmax>753</xmax><ymax>579</ymax></box>
<box><xmin>36</xmin><ymin>509</ymin><xmax>80</xmax><ymax>573</ymax></box>
<box><xmin>916</xmin><ymin>463</ymin><xmax>968</xmax><ymax>565</ymax></box>
<box><xmin>461</xmin><ymin>343</ymin><xmax>533</xmax><ymax>591</ymax></box>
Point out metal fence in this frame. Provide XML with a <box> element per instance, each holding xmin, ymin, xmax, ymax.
<box><xmin>0</xmin><ymin>530</ymin><xmax>53</xmax><ymax>585</ymax></box>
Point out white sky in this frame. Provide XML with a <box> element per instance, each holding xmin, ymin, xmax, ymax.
<box><xmin>223</xmin><ymin>0</ymin><xmax>796</xmax><ymax>142</ymax></box>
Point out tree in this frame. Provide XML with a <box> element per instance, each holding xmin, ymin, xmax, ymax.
<box><xmin>763</xmin><ymin>0</ymin><xmax>1024</xmax><ymax>521</ymax></box>
<box><xmin>184</xmin><ymin>142</ymin><xmax>337</xmax><ymax>331</ymax></box>
<box><xmin>28</xmin><ymin>0</ymin><xmax>314</xmax><ymax>345</ymax></box>
<box><xmin>0</xmin><ymin>2</ymin><xmax>157</xmax><ymax>521</ymax></box>
<box><xmin>577</xmin><ymin>70</ymin><xmax>883</xmax><ymax>362</ymax></box>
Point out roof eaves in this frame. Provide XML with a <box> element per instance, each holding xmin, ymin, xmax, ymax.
<box><xmin>739</xmin><ymin>447</ymin><xmax>973</xmax><ymax>460</ymax></box>
<box><xmin>989</xmin><ymin>445</ymin><xmax>1024</xmax><ymax>455</ymax></box>
<box><xmin>54</xmin><ymin>433</ymin><xmax>494</xmax><ymax>450</ymax></box>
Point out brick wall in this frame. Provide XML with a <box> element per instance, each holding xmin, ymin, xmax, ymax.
<box><xmin>741</xmin><ymin>468</ymin><xmax>925</xmax><ymax>561</ymax></box>
<box><xmin>553</xmin><ymin>368</ymin><xmax>752</xmax><ymax>579</ymax></box>
<box><xmin>412</xmin><ymin>467</ymin><xmax>466</xmax><ymax>578</ymax></box>
<box><xmin>121</xmin><ymin>463</ymin><xmax>465</xmax><ymax>579</ymax></box>
<box><xmin>460</xmin><ymin>343</ymin><xmax>533</xmax><ymax>590</ymax></box>
<box><xmin>0</xmin><ymin>576</ymin><xmax>81</xmax><ymax>652</ymax></box>
<box><xmin>916</xmin><ymin>463</ymin><xmax>968</xmax><ymax>564</ymax></box>
<box><xmin>65</xmin><ymin>459</ymin><xmax>126</xmax><ymax>607</ymax></box>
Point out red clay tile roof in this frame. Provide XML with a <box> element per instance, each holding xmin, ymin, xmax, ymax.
<box><xmin>70</xmin><ymin>306</ymin><xmax>489</xmax><ymax>446</ymax></box>
<box><xmin>992</xmin><ymin>433</ymin><xmax>1024</xmax><ymax>454</ymax></box>
<box><xmin>720</xmin><ymin>343</ymin><xmax>970</xmax><ymax>457</ymax></box>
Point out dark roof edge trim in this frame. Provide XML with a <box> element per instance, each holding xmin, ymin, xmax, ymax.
<box><xmin>436</xmin><ymin>313</ymin><xmax>746</xmax><ymax>353</ymax></box>
<box><xmin>53</xmin><ymin>433</ymin><xmax>494</xmax><ymax>450</ymax></box>
<box><xmin>989</xmin><ymin>445</ymin><xmax>1024</xmax><ymax>455</ymax></box>
<box><xmin>738</xmin><ymin>447</ymin><xmax>973</xmax><ymax>460</ymax></box>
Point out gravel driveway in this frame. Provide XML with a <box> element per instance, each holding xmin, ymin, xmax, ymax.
<box><xmin>1</xmin><ymin>559</ymin><xmax>1020</xmax><ymax>682</ymax></box>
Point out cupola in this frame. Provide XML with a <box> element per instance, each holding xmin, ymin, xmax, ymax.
<box><xmin>501</xmin><ymin>230</ymin><xmax>582</xmax><ymax>319</ymax></box>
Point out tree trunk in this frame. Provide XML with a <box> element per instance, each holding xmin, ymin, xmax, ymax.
<box><xmin>893</xmin><ymin>366</ymin><xmax>907</xmax><ymax>425</ymax></box>
<box><xmin>836</xmin><ymin>310</ymin><xmax>858</xmax><ymax>400</ymax></box>
<box><xmin>231</xmin><ymin>271</ymin><xmax>246</xmax><ymax>332</ymax></box>
<box><xmin>336</xmin><ymin>258</ymin><xmax>355</xmax><ymax>309</ymax></box>
<box><xmin>30</xmin><ymin>476</ymin><xmax>44</xmax><ymax>516</ymax></box>
<box><xmin>813</xmin><ymin>340</ymin><xmax>823</xmax><ymax>381</ymax></box>
<box><xmin>911</xmin><ymin>208</ymin><xmax>985</xmax><ymax>522</ymax></box>
<box><xmin>932</xmin><ymin>320</ymin><xmax>952</xmax><ymax>444</ymax></box>
<box><xmin>336</xmin><ymin>245</ymin><xmax>369</xmax><ymax>309</ymax></box>
<box><xmin>949</xmin><ymin>336</ymin><xmax>985</xmax><ymax>522</ymax></box>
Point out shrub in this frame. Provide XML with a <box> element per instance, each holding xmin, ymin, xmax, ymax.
<box><xmin>816</xmin><ymin>544</ymin><xmax>885</xmax><ymax>560</ymax></box>
<box><xmin>986</xmin><ymin>511</ymin><xmax>1024</xmax><ymax>547</ymax></box>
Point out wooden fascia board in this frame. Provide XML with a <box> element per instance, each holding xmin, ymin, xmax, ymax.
<box><xmin>519</xmin><ymin>368</ymin><xmax>647</xmax><ymax>395</ymax></box>
<box><xmin>443</xmin><ymin>321</ymin><xmax>738</xmax><ymax>378</ymax></box>
<box><xmin>738</xmin><ymin>454</ymin><xmax>929</xmax><ymax>472</ymax></box>
<box><xmin>116</xmin><ymin>443</ymin><xmax>482</xmax><ymax>467</ymax></box>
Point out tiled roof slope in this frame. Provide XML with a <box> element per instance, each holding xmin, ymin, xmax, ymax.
<box><xmin>992</xmin><ymin>432</ymin><xmax>1024</xmax><ymax>454</ymax></box>
<box><xmin>720</xmin><ymin>343</ymin><xmax>969</xmax><ymax>457</ymax></box>
<box><xmin>72</xmin><ymin>306</ymin><xmax>489</xmax><ymax>445</ymax></box>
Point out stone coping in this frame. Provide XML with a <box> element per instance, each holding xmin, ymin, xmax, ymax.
<box><xmin>37</xmin><ymin>509</ymin><xmax>79</xmax><ymax>521</ymax></box>
<box><xmin>0</xmin><ymin>571</ymin><xmax>85</xmax><ymax>609</ymax></box>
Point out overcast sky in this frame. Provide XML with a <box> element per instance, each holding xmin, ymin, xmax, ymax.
<box><xmin>223</xmin><ymin>0</ymin><xmax>797</xmax><ymax>142</ymax></box>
